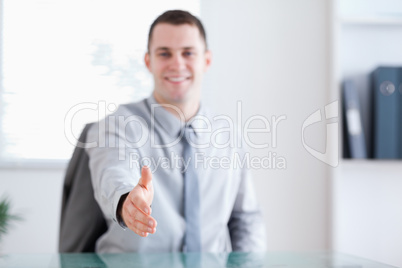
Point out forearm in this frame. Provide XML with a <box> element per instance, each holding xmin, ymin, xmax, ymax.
<box><xmin>85</xmin><ymin>122</ymin><xmax>137</xmax><ymax>223</ymax></box>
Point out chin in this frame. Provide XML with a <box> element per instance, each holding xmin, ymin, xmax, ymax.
<box><xmin>169</xmin><ymin>95</ymin><xmax>187</xmax><ymax>103</ymax></box>
<box><xmin>167</xmin><ymin>90</ymin><xmax>191</xmax><ymax>103</ymax></box>
<box><xmin>155</xmin><ymin>85</ymin><xmax>196</xmax><ymax>104</ymax></box>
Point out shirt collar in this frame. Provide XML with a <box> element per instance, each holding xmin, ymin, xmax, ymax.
<box><xmin>146</xmin><ymin>94</ymin><xmax>208</xmax><ymax>139</ymax></box>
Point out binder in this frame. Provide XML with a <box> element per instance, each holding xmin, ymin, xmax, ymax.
<box><xmin>399</xmin><ymin>67</ymin><xmax>402</xmax><ymax>158</ymax></box>
<box><xmin>372</xmin><ymin>66</ymin><xmax>400</xmax><ymax>159</ymax></box>
<box><xmin>342</xmin><ymin>80</ymin><xmax>367</xmax><ymax>158</ymax></box>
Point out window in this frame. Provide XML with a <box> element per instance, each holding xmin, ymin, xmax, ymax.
<box><xmin>0</xmin><ymin>0</ymin><xmax>200</xmax><ymax>165</ymax></box>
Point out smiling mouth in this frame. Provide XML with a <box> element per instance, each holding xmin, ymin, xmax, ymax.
<box><xmin>165</xmin><ymin>76</ymin><xmax>191</xmax><ymax>82</ymax></box>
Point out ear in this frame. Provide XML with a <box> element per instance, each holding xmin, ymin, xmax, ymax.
<box><xmin>204</xmin><ymin>50</ymin><xmax>212</xmax><ymax>72</ymax></box>
<box><xmin>144</xmin><ymin>52</ymin><xmax>151</xmax><ymax>72</ymax></box>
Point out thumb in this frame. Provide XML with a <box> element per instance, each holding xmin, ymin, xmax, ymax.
<box><xmin>138</xmin><ymin>166</ymin><xmax>152</xmax><ymax>190</ymax></box>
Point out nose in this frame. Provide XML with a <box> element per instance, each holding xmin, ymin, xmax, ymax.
<box><xmin>169</xmin><ymin>53</ymin><xmax>186</xmax><ymax>71</ymax></box>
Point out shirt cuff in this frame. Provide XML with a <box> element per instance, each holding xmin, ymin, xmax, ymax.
<box><xmin>114</xmin><ymin>192</ymin><xmax>130</xmax><ymax>229</ymax></box>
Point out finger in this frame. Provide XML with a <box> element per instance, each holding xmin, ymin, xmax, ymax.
<box><xmin>125</xmin><ymin>215</ymin><xmax>156</xmax><ymax>237</ymax></box>
<box><xmin>133</xmin><ymin>219</ymin><xmax>157</xmax><ymax>234</ymax></box>
<box><xmin>132</xmin><ymin>207</ymin><xmax>157</xmax><ymax>229</ymax></box>
<box><xmin>123</xmin><ymin>213</ymin><xmax>148</xmax><ymax>237</ymax></box>
<box><xmin>131</xmin><ymin>224</ymin><xmax>149</xmax><ymax>237</ymax></box>
<box><xmin>138</xmin><ymin>166</ymin><xmax>152</xmax><ymax>190</ymax></box>
<box><xmin>123</xmin><ymin>200</ymin><xmax>157</xmax><ymax>229</ymax></box>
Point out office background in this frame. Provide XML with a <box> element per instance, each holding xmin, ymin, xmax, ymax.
<box><xmin>1</xmin><ymin>0</ymin><xmax>402</xmax><ymax>267</ymax></box>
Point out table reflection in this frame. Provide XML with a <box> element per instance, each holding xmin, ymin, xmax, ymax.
<box><xmin>59</xmin><ymin>252</ymin><xmax>264</xmax><ymax>268</ymax></box>
<box><xmin>0</xmin><ymin>251</ymin><xmax>394</xmax><ymax>268</ymax></box>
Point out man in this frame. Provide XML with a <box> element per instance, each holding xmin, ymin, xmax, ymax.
<box><xmin>86</xmin><ymin>10</ymin><xmax>266</xmax><ymax>253</ymax></box>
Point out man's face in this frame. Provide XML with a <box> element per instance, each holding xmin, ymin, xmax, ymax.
<box><xmin>145</xmin><ymin>23</ymin><xmax>211</xmax><ymax>105</ymax></box>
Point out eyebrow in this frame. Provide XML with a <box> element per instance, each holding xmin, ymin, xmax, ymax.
<box><xmin>154</xmin><ymin>46</ymin><xmax>196</xmax><ymax>52</ymax></box>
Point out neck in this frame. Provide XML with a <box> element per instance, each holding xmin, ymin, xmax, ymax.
<box><xmin>153</xmin><ymin>92</ymin><xmax>200</xmax><ymax>122</ymax></box>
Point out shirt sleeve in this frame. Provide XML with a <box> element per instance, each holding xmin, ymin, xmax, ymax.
<box><xmin>228</xmin><ymin>165</ymin><xmax>267</xmax><ymax>252</ymax></box>
<box><xmin>85</xmin><ymin>113</ymin><xmax>141</xmax><ymax>228</ymax></box>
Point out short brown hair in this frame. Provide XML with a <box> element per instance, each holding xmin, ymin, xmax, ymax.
<box><xmin>147</xmin><ymin>10</ymin><xmax>207</xmax><ymax>52</ymax></box>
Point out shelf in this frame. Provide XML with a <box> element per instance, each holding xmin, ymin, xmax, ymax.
<box><xmin>341</xmin><ymin>158</ymin><xmax>402</xmax><ymax>163</ymax></box>
<box><xmin>339</xmin><ymin>16</ymin><xmax>402</xmax><ymax>26</ymax></box>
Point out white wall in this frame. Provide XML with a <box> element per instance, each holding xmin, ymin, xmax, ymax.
<box><xmin>333</xmin><ymin>162</ymin><xmax>402</xmax><ymax>267</ymax></box>
<box><xmin>200</xmin><ymin>0</ymin><xmax>331</xmax><ymax>251</ymax></box>
<box><xmin>0</xmin><ymin>169</ymin><xmax>64</xmax><ymax>253</ymax></box>
<box><xmin>0</xmin><ymin>0</ymin><xmax>331</xmax><ymax>254</ymax></box>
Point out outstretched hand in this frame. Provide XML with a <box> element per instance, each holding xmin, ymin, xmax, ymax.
<box><xmin>122</xmin><ymin>166</ymin><xmax>157</xmax><ymax>237</ymax></box>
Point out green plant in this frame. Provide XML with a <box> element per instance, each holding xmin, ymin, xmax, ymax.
<box><xmin>0</xmin><ymin>196</ymin><xmax>22</xmax><ymax>241</ymax></box>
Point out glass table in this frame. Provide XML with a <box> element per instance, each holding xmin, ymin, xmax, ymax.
<box><xmin>0</xmin><ymin>251</ymin><xmax>397</xmax><ymax>268</ymax></box>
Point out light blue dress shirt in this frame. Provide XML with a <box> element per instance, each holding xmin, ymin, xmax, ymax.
<box><xmin>86</xmin><ymin>95</ymin><xmax>267</xmax><ymax>253</ymax></box>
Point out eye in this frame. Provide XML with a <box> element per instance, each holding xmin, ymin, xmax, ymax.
<box><xmin>183</xmin><ymin>51</ymin><xmax>194</xmax><ymax>57</ymax></box>
<box><xmin>159</xmin><ymin>52</ymin><xmax>170</xmax><ymax>57</ymax></box>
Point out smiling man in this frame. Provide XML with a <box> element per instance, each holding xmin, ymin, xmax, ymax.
<box><xmin>86</xmin><ymin>10</ymin><xmax>267</xmax><ymax>253</ymax></box>
<box><xmin>145</xmin><ymin>14</ymin><xmax>211</xmax><ymax>121</ymax></box>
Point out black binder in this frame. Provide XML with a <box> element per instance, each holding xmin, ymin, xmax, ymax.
<box><xmin>342</xmin><ymin>80</ymin><xmax>367</xmax><ymax>158</ymax></box>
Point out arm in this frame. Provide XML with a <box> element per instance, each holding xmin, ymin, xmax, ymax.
<box><xmin>228</xmin><ymin>167</ymin><xmax>267</xmax><ymax>252</ymax></box>
<box><xmin>86</xmin><ymin>118</ymin><xmax>156</xmax><ymax>237</ymax></box>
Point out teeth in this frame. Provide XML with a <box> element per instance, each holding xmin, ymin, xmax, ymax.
<box><xmin>168</xmin><ymin>77</ymin><xmax>186</xmax><ymax>82</ymax></box>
